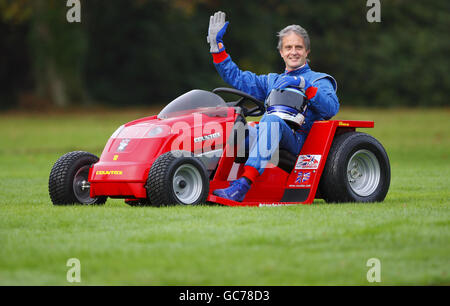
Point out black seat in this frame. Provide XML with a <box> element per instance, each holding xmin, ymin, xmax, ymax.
<box><xmin>235</xmin><ymin>146</ymin><xmax>297</xmax><ymax>174</ymax></box>
<box><xmin>276</xmin><ymin>149</ymin><xmax>297</xmax><ymax>173</ymax></box>
<box><xmin>230</xmin><ymin>113</ymin><xmax>249</xmax><ymax>163</ymax></box>
<box><xmin>230</xmin><ymin>114</ymin><xmax>298</xmax><ymax>173</ymax></box>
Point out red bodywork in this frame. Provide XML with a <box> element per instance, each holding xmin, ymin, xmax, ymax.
<box><xmin>89</xmin><ymin>106</ymin><xmax>373</xmax><ymax>206</ymax></box>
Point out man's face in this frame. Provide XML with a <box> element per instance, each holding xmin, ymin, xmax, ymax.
<box><xmin>279</xmin><ymin>32</ymin><xmax>310</xmax><ymax>71</ymax></box>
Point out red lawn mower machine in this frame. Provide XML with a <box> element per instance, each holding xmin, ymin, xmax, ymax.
<box><xmin>49</xmin><ymin>88</ymin><xmax>390</xmax><ymax>207</ymax></box>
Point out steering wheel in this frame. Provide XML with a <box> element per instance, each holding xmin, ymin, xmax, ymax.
<box><xmin>212</xmin><ymin>87</ymin><xmax>265</xmax><ymax>117</ymax></box>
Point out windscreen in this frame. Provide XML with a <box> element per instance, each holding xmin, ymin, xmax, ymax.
<box><xmin>158</xmin><ymin>90</ymin><xmax>227</xmax><ymax>119</ymax></box>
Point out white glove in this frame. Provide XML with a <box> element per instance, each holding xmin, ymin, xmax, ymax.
<box><xmin>207</xmin><ymin>11</ymin><xmax>229</xmax><ymax>53</ymax></box>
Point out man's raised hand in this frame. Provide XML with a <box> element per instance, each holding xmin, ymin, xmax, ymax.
<box><xmin>207</xmin><ymin>11</ymin><xmax>229</xmax><ymax>53</ymax></box>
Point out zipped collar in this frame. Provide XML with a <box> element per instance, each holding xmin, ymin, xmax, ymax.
<box><xmin>284</xmin><ymin>63</ymin><xmax>311</xmax><ymax>75</ymax></box>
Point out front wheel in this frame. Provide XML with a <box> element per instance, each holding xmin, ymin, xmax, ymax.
<box><xmin>146</xmin><ymin>151</ymin><xmax>209</xmax><ymax>206</ymax></box>
<box><xmin>319</xmin><ymin>132</ymin><xmax>390</xmax><ymax>203</ymax></box>
<box><xmin>49</xmin><ymin>151</ymin><xmax>107</xmax><ymax>205</ymax></box>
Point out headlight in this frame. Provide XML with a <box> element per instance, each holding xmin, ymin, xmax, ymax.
<box><xmin>147</xmin><ymin>126</ymin><xmax>167</xmax><ymax>137</ymax></box>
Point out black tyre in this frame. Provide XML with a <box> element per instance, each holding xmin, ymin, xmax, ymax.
<box><xmin>319</xmin><ymin>132</ymin><xmax>390</xmax><ymax>203</ymax></box>
<box><xmin>146</xmin><ymin>151</ymin><xmax>209</xmax><ymax>206</ymax></box>
<box><xmin>49</xmin><ymin>151</ymin><xmax>107</xmax><ymax>205</ymax></box>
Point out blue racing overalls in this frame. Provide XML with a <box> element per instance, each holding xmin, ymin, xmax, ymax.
<box><xmin>214</xmin><ymin>54</ymin><xmax>339</xmax><ymax>174</ymax></box>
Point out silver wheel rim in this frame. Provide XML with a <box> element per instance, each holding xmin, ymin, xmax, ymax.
<box><xmin>347</xmin><ymin>149</ymin><xmax>380</xmax><ymax>197</ymax></box>
<box><xmin>172</xmin><ymin>164</ymin><xmax>203</xmax><ymax>205</ymax></box>
<box><xmin>73</xmin><ymin>165</ymin><xmax>97</xmax><ymax>204</ymax></box>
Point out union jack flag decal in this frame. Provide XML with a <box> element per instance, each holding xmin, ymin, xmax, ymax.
<box><xmin>295</xmin><ymin>171</ymin><xmax>311</xmax><ymax>184</ymax></box>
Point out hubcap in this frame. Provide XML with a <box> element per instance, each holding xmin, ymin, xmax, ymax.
<box><xmin>73</xmin><ymin>165</ymin><xmax>97</xmax><ymax>204</ymax></box>
<box><xmin>172</xmin><ymin>164</ymin><xmax>203</xmax><ymax>205</ymax></box>
<box><xmin>178</xmin><ymin>180</ymin><xmax>187</xmax><ymax>188</ymax></box>
<box><xmin>347</xmin><ymin>149</ymin><xmax>380</xmax><ymax>197</ymax></box>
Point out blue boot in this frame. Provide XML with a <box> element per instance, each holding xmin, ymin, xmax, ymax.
<box><xmin>213</xmin><ymin>177</ymin><xmax>251</xmax><ymax>202</ymax></box>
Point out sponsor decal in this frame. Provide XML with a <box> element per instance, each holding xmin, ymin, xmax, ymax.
<box><xmin>96</xmin><ymin>170</ymin><xmax>123</xmax><ymax>175</ymax></box>
<box><xmin>295</xmin><ymin>154</ymin><xmax>321</xmax><ymax>169</ymax></box>
<box><xmin>113</xmin><ymin>155</ymin><xmax>118</xmax><ymax>161</ymax></box>
<box><xmin>339</xmin><ymin>121</ymin><xmax>350</xmax><ymax>126</ymax></box>
<box><xmin>295</xmin><ymin>171</ymin><xmax>311</xmax><ymax>184</ymax></box>
<box><xmin>259</xmin><ymin>203</ymin><xmax>297</xmax><ymax>207</ymax></box>
<box><xmin>194</xmin><ymin>132</ymin><xmax>221</xmax><ymax>143</ymax></box>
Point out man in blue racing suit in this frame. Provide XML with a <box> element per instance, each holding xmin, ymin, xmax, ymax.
<box><xmin>208</xmin><ymin>11</ymin><xmax>339</xmax><ymax>202</ymax></box>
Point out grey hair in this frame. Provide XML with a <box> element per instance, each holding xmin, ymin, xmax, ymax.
<box><xmin>277</xmin><ymin>25</ymin><xmax>310</xmax><ymax>51</ymax></box>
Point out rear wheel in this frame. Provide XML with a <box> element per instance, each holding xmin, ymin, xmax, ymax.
<box><xmin>49</xmin><ymin>151</ymin><xmax>107</xmax><ymax>205</ymax></box>
<box><xmin>146</xmin><ymin>151</ymin><xmax>209</xmax><ymax>206</ymax></box>
<box><xmin>319</xmin><ymin>132</ymin><xmax>390</xmax><ymax>203</ymax></box>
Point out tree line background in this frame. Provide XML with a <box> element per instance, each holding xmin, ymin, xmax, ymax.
<box><xmin>0</xmin><ymin>0</ymin><xmax>449</xmax><ymax>110</ymax></box>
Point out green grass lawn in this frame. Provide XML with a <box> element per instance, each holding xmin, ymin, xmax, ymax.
<box><xmin>0</xmin><ymin>107</ymin><xmax>449</xmax><ymax>285</ymax></box>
